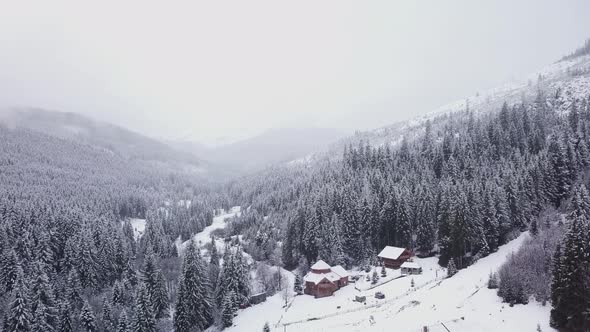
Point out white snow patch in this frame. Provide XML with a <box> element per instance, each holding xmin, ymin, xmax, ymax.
<box><xmin>125</xmin><ymin>218</ymin><xmax>146</xmax><ymax>240</ymax></box>
<box><xmin>177</xmin><ymin>206</ymin><xmax>241</xmax><ymax>253</ymax></box>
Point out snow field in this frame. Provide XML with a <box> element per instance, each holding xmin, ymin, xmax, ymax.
<box><xmin>227</xmin><ymin>232</ymin><xmax>554</xmax><ymax>332</ymax></box>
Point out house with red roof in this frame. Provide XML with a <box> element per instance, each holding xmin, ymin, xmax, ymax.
<box><xmin>303</xmin><ymin>260</ymin><xmax>349</xmax><ymax>298</ymax></box>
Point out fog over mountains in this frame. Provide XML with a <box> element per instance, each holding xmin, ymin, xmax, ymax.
<box><xmin>0</xmin><ymin>108</ymin><xmax>351</xmax><ymax>177</ymax></box>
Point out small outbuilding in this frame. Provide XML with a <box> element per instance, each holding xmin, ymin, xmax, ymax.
<box><xmin>400</xmin><ymin>261</ymin><xmax>422</xmax><ymax>275</ymax></box>
<box><xmin>378</xmin><ymin>246</ymin><xmax>412</xmax><ymax>269</ymax></box>
<box><xmin>249</xmin><ymin>292</ymin><xmax>267</xmax><ymax>305</ymax></box>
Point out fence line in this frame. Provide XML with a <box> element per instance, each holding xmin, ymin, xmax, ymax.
<box><xmin>280</xmin><ymin>275</ymin><xmax>447</xmax><ymax>328</ymax></box>
<box><xmin>354</xmin><ymin>274</ymin><xmax>406</xmax><ymax>292</ymax></box>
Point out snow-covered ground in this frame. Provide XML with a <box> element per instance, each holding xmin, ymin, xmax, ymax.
<box><xmin>128</xmin><ymin>218</ymin><xmax>146</xmax><ymax>240</ymax></box>
<box><xmin>227</xmin><ymin>232</ymin><xmax>553</xmax><ymax>332</ymax></box>
<box><xmin>177</xmin><ymin>206</ymin><xmax>241</xmax><ymax>253</ymax></box>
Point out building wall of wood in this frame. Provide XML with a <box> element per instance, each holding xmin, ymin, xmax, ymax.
<box><xmin>381</xmin><ymin>249</ymin><xmax>412</xmax><ymax>269</ymax></box>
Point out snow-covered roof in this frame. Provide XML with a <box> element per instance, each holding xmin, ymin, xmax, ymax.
<box><xmin>304</xmin><ymin>273</ymin><xmax>325</xmax><ymax>284</ymax></box>
<box><xmin>401</xmin><ymin>261</ymin><xmax>421</xmax><ymax>269</ymax></box>
<box><xmin>304</xmin><ymin>271</ymin><xmax>340</xmax><ymax>285</ymax></box>
<box><xmin>330</xmin><ymin>265</ymin><xmax>349</xmax><ymax>278</ymax></box>
<box><xmin>378</xmin><ymin>246</ymin><xmax>407</xmax><ymax>260</ymax></box>
<box><xmin>326</xmin><ymin>272</ymin><xmax>340</xmax><ymax>282</ymax></box>
<box><xmin>310</xmin><ymin>259</ymin><xmax>331</xmax><ymax>270</ymax></box>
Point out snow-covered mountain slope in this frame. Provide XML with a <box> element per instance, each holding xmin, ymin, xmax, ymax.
<box><xmin>0</xmin><ymin>108</ymin><xmax>207</xmax><ymax>173</ymax></box>
<box><xmin>227</xmin><ymin>233</ymin><xmax>553</xmax><ymax>332</ymax></box>
<box><xmin>293</xmin><ymin>53</ymin><xmax>590</xmax><ymax>167</ymax></box>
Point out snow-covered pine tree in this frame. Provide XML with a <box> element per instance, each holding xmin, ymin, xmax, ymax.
<box><xmin>58</xmin><ymin>301</ymin><xmax>73</xmax><ymax>332</ymax></box>
<box><xmin>221</xmin><ymin>291</ymin><xmax>237</xmax><ymax>328</ymax></box>
<box><xmin>550</xmin><ymin>186</ymin><xmax>590</xmax><ymax>331</ymax></box>
<box><xmin>174</xmin><ymin>240</ymin><xmax>213</xmax><ymax>332</ymax></box>
<box><xmin>140</xmin><ymin>250</ymin><xmax>169</xmax><ymax>319</ymax></box>
<box><xmin>31</xmin><ymin>302</ymin><xmax>55</xmax><ymax>332</ymax></box>
<box><xmin>0</xmin><ymin>249</ymin><xmax>19</xmax><ymax>294</ymax></box>
<box><xmin>293</xmin><ymin>274</ymin><xmax>303</xmax><ymax>295</ymax></box>
<box><xmin>4</xmin><ymin>266</ymin><xmax>32</xmax><ymax>332</ymax></box>
<box><xmin>447</xmin><ymin>259</ymin><xmax>457</xmax><ymax>278</ymax></box>
<box><xmin>76</xmin><ymin>231</ymin><xmax>97</xmax><ymax>289</ymax></box>
<box><xmin>112</xmin><ymin>280</ymin><xmax>125</xmax><ymax>306</ymax></box>
<box><xmin>65</xmin><ymin>269</ymin><xmax>83</xmax><ymax>310</ymax></box>
<box><xmin>101</xmin><ymin>296</ymin><xmax>113</xmax><ymax>330</ymax></box>
<box><xmin>371</xmin><ymin>270</ymin><xmax>379</xmax><ymax>284</ymax></box>
<box><xmin>487</xmin><ymin>271</ymin><xmax>499</xmax><ymax>289</ymax></box>
<box><xmin>30</xmin><ymin>261</ymin><xmax>57</xmax><ymax>327</ymax></box>
<box><xmin>116</xmin><ymin>310</ymin><xmax>129</xmax><ymax>332</ymax></box>
<box><xmin>216</xmin><ymin>245</ymin><xmax>251</xmax><ymax>309</ymax></box>
<box><xmin>132</xmin><ymin>283</ymin><xmax>156</xmax><ymax>332</ymax></box>
<box><xmin>79</xmin><ymin>300</ymin><xmax>97</xmax><ymax>332</ymax></box>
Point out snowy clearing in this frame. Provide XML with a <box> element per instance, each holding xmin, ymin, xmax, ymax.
<box><xmin>176</xmin><ymin>206</ymin><xmax>241</xmax><ymax>253</ymax></box>
<box><xmin>127</xmin><ymin>218</ymin><xmax>146</xmax><ymax>240</ymax></box>
<box><xmin>226</xmin><ymin>232</ymin><xmax>554</xmax><ymax>332</ymax></box>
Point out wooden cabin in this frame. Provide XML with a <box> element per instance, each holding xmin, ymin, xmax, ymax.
<box><xmin>303</xmin><ymin>260</ymin><xmax>349</xmax><ymax>298</ymax></box>
<box><xmin>377</xmin><ymin>246</ymin><xmax>412</xmax><ymax>269</ymax></box>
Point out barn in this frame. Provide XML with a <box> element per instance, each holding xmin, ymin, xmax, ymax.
<box><xmin>378</xmin><ymin>246</ymin><xmax>412</xmax><ymax>269</ymax></box>
<box><xmin>303</xmin><ymin>260</ymin><xmax>349</xmax><ymax>298</ymax></box>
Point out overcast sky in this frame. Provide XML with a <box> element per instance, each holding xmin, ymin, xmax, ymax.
<box><xmin>1</xmin><ymin>1</ymin><xmax>589</xmax><ymax>145</ymax></box>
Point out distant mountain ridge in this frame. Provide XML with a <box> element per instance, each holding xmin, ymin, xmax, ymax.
<box><xmin>0</xmin><ymin>107</ymin><xmax>207</xmax><ymax>174</ymax></box>
<box><xmin>171</xmin><ymin>127</ymin><xmax>351</xmax><ymax>174</ymax></box>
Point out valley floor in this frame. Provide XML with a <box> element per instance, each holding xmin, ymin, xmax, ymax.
<box><xmin>227</xmin><ymin>232</ymin><xmax>554</xmax><ymax>332</ymax></box>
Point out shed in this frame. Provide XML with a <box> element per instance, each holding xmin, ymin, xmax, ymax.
<box><xmin>400</xmin><ymin>261</ymin><xmax>422</xmax><ymax>275</ymax></box>
<box><xmin>249</xmin><ymin>292</ymin><xmax>267</xmax><ymax>305</ymax></box>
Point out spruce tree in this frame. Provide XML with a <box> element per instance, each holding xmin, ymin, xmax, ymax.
<box><xmin>221</xmin><ymin>291</ymin><xmax>236</xmax><ymax>328</ymax></box>
<box><xmin>112</xmin><ymin>280</ymin><xmax>125</xmax><ymax>306</ymax></box>
<box><xmin>447</xmin><ymin>259</ymin><xmax>457</xmax><ymax>278</ymax></box>
<box><xmin>487</xmin><ymin>271</ymin><xmax>499</xmax><ymax>289</ymax></box>
<box><xmin>66</xmin><ymin>269</ymin><xmax>83</xmax><ymax>310</ymax></box>
<box><xmin>31</xmin><ymin>302</ymin><xmax>55</xmax><ymax>332</ymax></box>
<box><xmin>173</xmin><ymin>241</ymin><xmax>213</xmax><ymax>332</ymax></box>
<box><xmin>116</xmin><ymin>310</ymin><xmax>129</xmax><ymax>332</ymax></box>
<box><xmin>4</xmin><ymin>266</ymin><xmax>32</xmax><ymax>332</ymax></box>
<box><xmin>293</xmin><ymin>274</ymin><xmax>303</xmax><ymax>295</ymax></box>
<box><xmin>132</xmin><ymin>284</ymin><xmax>156</xmax><ymax>332</ymax></box>
<box><xmin>0</xmin><ymin>249</ymin><xmax>19</xmax><ymax>294</ymax></box>
<box><xmin>101</xmin><ymin>296</ymin><xmax>113</xmax><ymax>330</ymax></box>
<box><xmin>79</xmin><ymin>300</ymin><xmax>97</xmax><ymax>332</ymax></box>
<box><xmin>550</xmin><ymin>204</ymin><xmax>590</xmax><ymax>331</ymax></box>
<box><xmin>371</xmin><ymin>270</ymin><xmax>379</xmax><ymax>284</ymax></box>
<box><xmin>58</xmin><ymin>301</ymin><xmax>73</xmax><ymax>332</ymax></box>
<box><xmin>140</xmin><ymin>251</ymin><xmax>169</xmax><ymax>319</ymax></box>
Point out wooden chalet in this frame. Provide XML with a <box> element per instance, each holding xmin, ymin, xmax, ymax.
<box><xmin>303</xmin><ymin>260</ymin><xmax>349</xmax><ymax>298</ymax></box>
<box><xmin>377</xmin><ymin>246</ymin><xmax>412</xmax><ymax>269</ymax></box>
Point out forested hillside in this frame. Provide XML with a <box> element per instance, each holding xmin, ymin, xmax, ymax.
<box><xmin>0</xmin><ymin>123</ymin><xmax>222</xmax><ymax>331</ymax></box>
<box><xmin>227</xmin><ymin>89</ymin><xmax>590</xmax><ymax>268</ymax></box>
<box><xmin>0</xmin><ymin>108</ymin><xmax>209</xmax><ymax>174</ymax></box>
